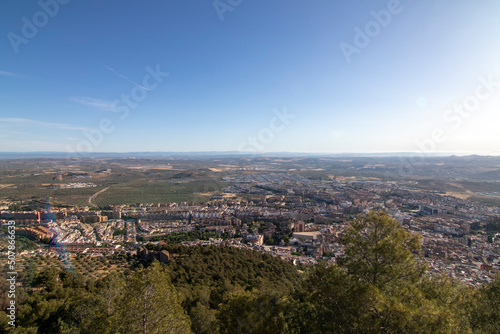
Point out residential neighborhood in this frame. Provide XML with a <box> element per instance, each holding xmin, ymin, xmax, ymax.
<box><xmin>3</xmin><ymin>174</ymin><xmax>500</xmax><ymax>287</ymax></box>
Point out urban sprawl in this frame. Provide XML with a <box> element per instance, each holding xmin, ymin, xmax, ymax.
<box><xmin>3</xmin><ymin>173</ymin><xmax>500</xmax><ymax>287</ymax></box>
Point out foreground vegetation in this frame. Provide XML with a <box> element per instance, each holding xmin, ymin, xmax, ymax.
<box><xmin>2</xmin><ymin>211</ymin><xmax>500</xmax><ymax>333</ymax></box>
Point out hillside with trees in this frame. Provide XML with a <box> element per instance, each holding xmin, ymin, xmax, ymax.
<box><xmin>2</xmin><ymin>211</ymin><xmax>500</xmax><ymax>333</ymax></box>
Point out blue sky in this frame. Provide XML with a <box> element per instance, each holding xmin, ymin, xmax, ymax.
<box><xmin>1</xmin><ymin>0</ymin><xmax>500</xmax><ymax>154</ymax></box>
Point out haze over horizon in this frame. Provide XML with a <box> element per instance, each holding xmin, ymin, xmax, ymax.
<box><xmin>1</xmin><ymin>0</ymin><xmax>500</xmax><ymax>155</ymax></box>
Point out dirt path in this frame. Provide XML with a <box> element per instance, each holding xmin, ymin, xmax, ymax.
<box><xmin>89</xmin><ymin>187</ymin><xmax>109</xmax><ymax>206</ymax></box>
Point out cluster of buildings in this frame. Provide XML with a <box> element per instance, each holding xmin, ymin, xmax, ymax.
<box><xmin>2</xmin><ymin>173</ymin><xmax>500</xmax><ymax>286</ymax></box>
<box><xmin>49</xmin><ymin>182</ymin><xmax>97</xmax><ymax>189</ymax></box>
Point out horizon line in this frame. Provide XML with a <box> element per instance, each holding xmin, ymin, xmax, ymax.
<box><xmin>0</xmin><ymin>151</ymin><xmax>500</xmax><ymax>157</ymax></box>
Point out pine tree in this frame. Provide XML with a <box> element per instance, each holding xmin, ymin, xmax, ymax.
<box><xmin>288</xmin><ymin>210</ymin><xmax>473</xmax><ymax>333</ymax></box>
<box><xmin>338</xmin><ymin>210</ymin><xmax>424</xmax><ymax>287</ymax></box>
<box><xmin>117</xmin><ymin>261</ymin><xmax>191</xmax><ymax>334</ymax></box>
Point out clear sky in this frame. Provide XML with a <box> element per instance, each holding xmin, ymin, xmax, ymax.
<box><xmin>1</xmin><ymin>0</ymin><xmax>500</xmax><ymax>154</ymax></box>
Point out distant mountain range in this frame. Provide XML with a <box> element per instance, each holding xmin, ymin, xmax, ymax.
<box><xmin>1</xmin><ymin>151</ymin><xmax>498</xmax><ymax>159</ymax></box>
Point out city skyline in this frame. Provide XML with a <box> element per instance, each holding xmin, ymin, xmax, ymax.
<box><xmin>1</xmin><ymin>0</ymin><xmax>500</xmax><ymax>154</ymax></box>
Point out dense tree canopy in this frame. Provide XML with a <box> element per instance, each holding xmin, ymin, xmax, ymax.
<box><xmin>471</xmin><ymin>275</ymin><xmax>500</xmax><ymax>333</ymax></box>
<box><xmin>3</xmin><ymin>263</ymin><xmax>190</xmax><ymax>334</ymax></box>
